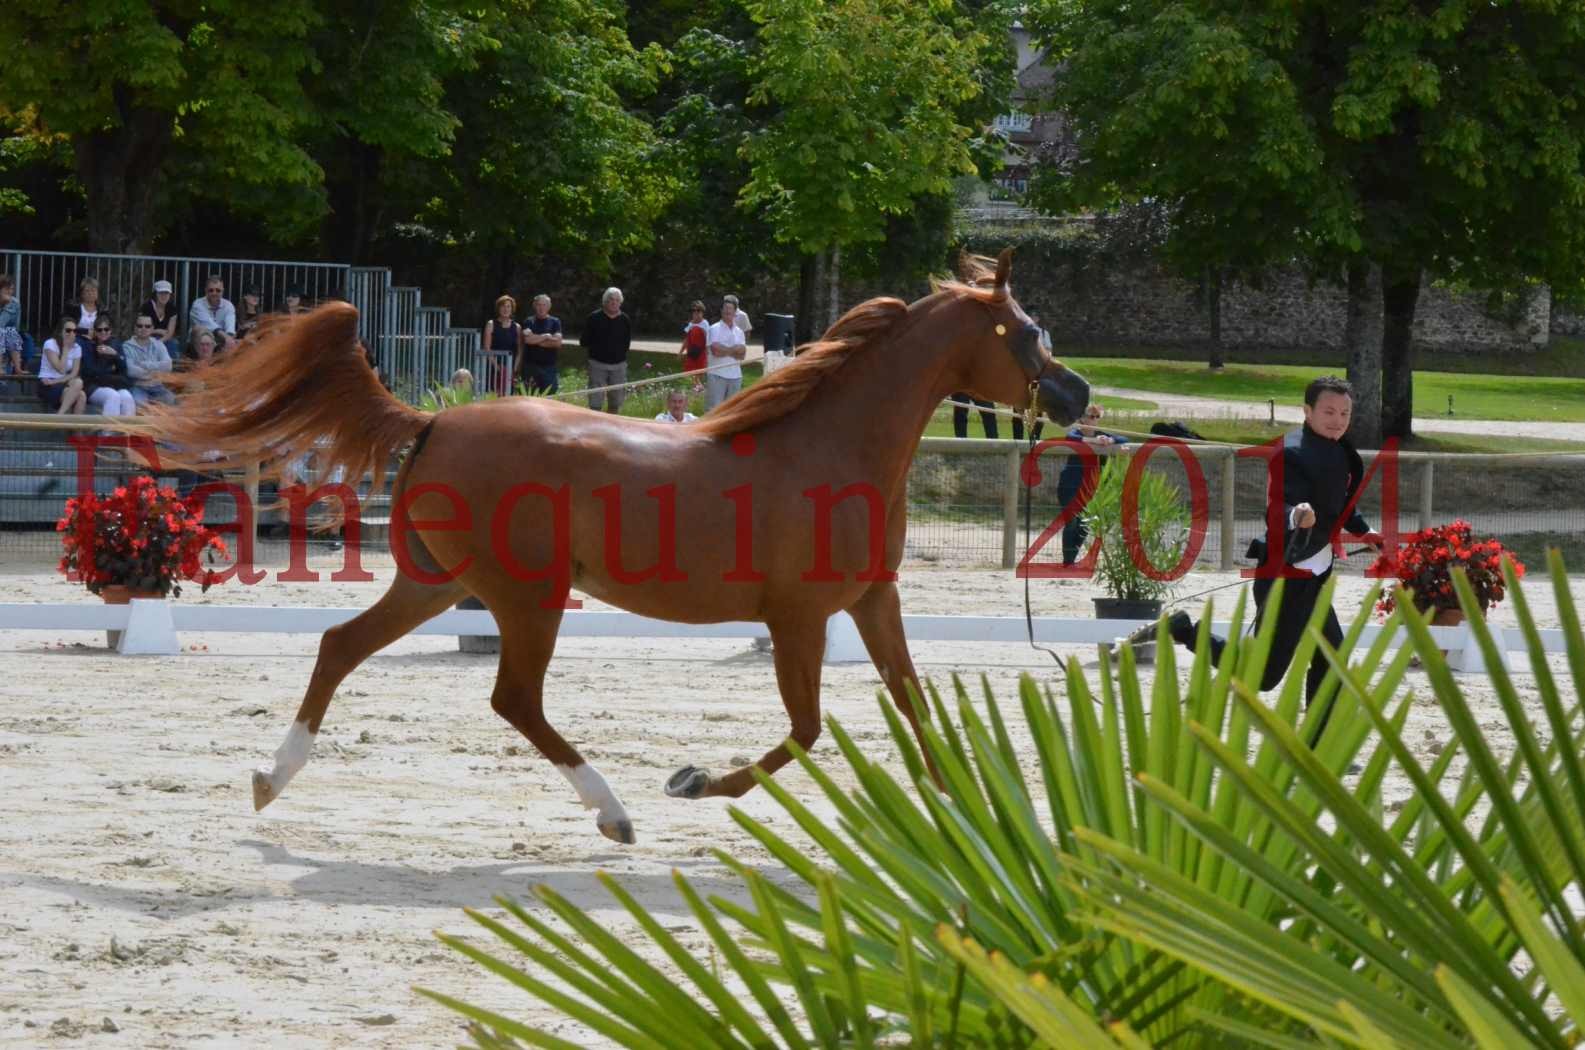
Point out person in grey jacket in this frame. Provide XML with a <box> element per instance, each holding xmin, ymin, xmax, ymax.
<box><xmin>123</xmin><ymin>312</ymin><xmax>176</xmax><ymax>406</ymax></box>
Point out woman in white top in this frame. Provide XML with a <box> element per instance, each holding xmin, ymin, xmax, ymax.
<box><xmin>38</xmin><ymin>315</ymin><xmax>87</xmax><ymax>414</ymax></box>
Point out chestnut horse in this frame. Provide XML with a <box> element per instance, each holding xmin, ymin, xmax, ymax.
<box><xmin>148</xmin><ymin>250</ymin><xmax>1089</xmax><ymax>843</ymax></box>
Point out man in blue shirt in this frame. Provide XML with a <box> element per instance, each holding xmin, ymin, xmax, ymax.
<box><xmin>520</xmin><ymin>293</ymin><xmax>564</xmax><ymax>394</ymax></box>
<box><xmin>190</xmin><ymin>275</ymin><xmax>237</xmax><ymax>350</ymax></box>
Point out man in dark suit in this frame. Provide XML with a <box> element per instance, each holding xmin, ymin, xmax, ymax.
<box><xmin>1155</xmin><ymin>376</ymin><xmax>1384</xmax><ymax>736</ymax></box>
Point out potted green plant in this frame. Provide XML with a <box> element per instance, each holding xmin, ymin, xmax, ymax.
<box><xmin>1079</xmin><ymin>455</ymin><xmax>1189</xmax><ymax>644</ymax></box>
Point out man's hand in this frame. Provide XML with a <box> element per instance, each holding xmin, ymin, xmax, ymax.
<box><xmin>1292</xmin><ymin>502</ymin><xmax>1317</xmax><ymax>529</ymax></box>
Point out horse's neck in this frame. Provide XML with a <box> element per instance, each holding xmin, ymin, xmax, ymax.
<box><xmin>772</xmin><ymin>303</ymin><xmax>961</xmax><ymax>491</ymax></box>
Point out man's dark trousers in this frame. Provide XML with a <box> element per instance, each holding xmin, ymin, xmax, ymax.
<box><xmin>1179</xmin><ymin>567</ymin><xmax>1345</xmax><ymax>715</ymax></box>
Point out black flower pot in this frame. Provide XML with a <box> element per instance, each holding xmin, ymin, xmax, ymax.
<box><xmin>1094</xmin><ymin>597</ymin><xmax>1164</xmax><ymax>666</ymax></box>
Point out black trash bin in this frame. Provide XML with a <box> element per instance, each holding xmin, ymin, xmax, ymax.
<box><xmin>762</xmin><ymin>313</ymin><xmax>796</xmax><ymax>355</ymax></box>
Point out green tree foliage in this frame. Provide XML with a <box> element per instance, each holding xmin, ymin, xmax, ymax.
<box><xmin>739</xmin><ymin>0</ymin><xmax>988</xmax><ymax>260</ymax></box>
<box><xmin>0</xmin><ymin>1</ymin><xmax>481</xmax><ymax>254</ymax></box>
<box><xmin>1028</xmin><ymin>0</ymin><xmax>1585</xmax><ymax>442</ymax></box>
<box><xmin>400</xmin><ymin>0</ymin><xmax>679</xmax><ymax>294</ymax></box>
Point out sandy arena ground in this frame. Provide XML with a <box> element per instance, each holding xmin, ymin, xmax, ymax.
<box><xmin>1</xmin><ymin>556</ymin><xmax>1579</xmax><ymax>1047</ymax></box>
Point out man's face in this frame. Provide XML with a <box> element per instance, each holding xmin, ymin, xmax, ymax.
<box><xmin>206</xmin><ymin>283</ymin><xmax>223</xmax><ymax>305</ymax></box>
<box><xmin>0</xmin><ymin>286</ymin><xmax>11</xmax><ymax>305</ymax></box>
<box><xmin>668</xmin><ymin>396</ymin><xmax>686</xmax><ymax>420</ymax></box>
<box><xmin>535</xmin><ymin>300</ymin><xmax>551</xmax><ymax>319</ymax></box>
<box><xmin>721</xmin><ymin>302</ymin><xmax>737</xmax><ymax>325</ymax></box>
<box><xmin>1305</xmin><ymin>390</ymin><xmax>1353</xmax><ymax>440</ymax></box>
<box><xmin>604</xmin><ymin>297</ymin><xmax>622</xmax><ymax>317</ymax></box>
<box><xmin>135</xmin><ymin>318</ymin><xmax>155</xmax><ymax>340</ymax></box>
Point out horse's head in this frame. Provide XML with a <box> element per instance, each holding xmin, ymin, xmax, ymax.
<box><xmin>952</xmin><ymin>249</ymin><xmax>1089</xmax><ymax>427</ymax></box>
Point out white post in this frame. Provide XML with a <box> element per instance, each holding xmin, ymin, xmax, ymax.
<box><xmin>117</xmin><ymin>599</ymin><xmax>180</xmax><ymax>655</ymax></box>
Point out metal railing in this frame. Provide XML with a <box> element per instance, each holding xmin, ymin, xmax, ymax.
<box><xmin>0</xmin><ymin>248</ymin><xmax>348</xmax><ymax>339</ymax></box>
<box><xmin>2</xmin><ymin>249</ymin><xmax>481</xmax><ymax>406</ymax></box>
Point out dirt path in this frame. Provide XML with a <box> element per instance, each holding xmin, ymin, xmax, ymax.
<box><xmin>1095</xmin><ymin>384</ymin><xmax>1585</xmax><ymax>443</ymax></box>
<box><xmin>1</xmin><ymin>560</ymin><xmax>1579</xmax><ymax>1046</ymax></box>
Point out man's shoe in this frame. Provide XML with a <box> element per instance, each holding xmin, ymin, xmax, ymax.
<box><xmin>1165</xmin><ymin>610</ymin><xmax>1195</xmax><ymax>647</ymax></box>
<box><xmin>1123</xmin><ymin>610</ymin><xmax>1194</xmax><ymax>650</ymax></box>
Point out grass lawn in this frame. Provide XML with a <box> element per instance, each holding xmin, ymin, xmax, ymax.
<box><xmin>1115</xmin><ymin>416</ymin><xmax>1585</xmax><ymax>454</ymax></box>
<box><xmin>477</xmin><ymin>352</ymin><xmax>1585</xmax><ymax>454</ymax></box>
<box><xmin>1062</xmin><ymin>354</ymin><xmax>1585</xmax><ymax>424</ymax></box>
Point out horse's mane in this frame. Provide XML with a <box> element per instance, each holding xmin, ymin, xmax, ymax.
<box><xmin>696</xmin><ymin>253</ymin><xmax>1008</xmax><ymax>437</ymax></box>
<box><xmin>695</xmin><ymin>296</ymin><xmax>910</xmax><ymax>436</ymax></box>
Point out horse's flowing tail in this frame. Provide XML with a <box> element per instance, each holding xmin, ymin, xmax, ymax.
<box><xmin>146</xmin><ymin>302</ymin><xmax>431</xmax><ymax>490</ymax></box>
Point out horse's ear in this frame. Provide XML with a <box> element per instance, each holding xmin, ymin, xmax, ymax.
<box><xmin>995</xmin><ymin>248</ymin><xmax>1013</xmax><ymax>289</ymax></box>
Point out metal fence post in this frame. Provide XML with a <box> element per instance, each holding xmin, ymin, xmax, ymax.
<box><xmin>243</xmin><ymin>459</ymin><xmax>261</xmax><ymax>552</ymax></box>
<box><xmin>1002</xmin><ymin>443</ymin><xmax>1020</xmax><ymax>569</ymax></box>
<box><xmin>1420</xmin><ymin>460</ymin><xmax>1434</xmax><ymax>531</ymax></box>
<box><xmin>1221</xmin><ymin>450</ymin><xmax>1236</xmax><ymax>571</ymax></box>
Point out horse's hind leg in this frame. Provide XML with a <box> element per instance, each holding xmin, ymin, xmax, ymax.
<box><xmin>252</xmin><ymin>570</ymin><xmax>464</xmax><ymax>810</ymax></box>
<box><xmin>666</xmin><ymin>614</ymin><xmax>825</xmax><ymax>800</ymax></box>
<box><xmin>491</xmin><ymin>608</ymin><xmax>635</xmax><ymax>845</ymax></box>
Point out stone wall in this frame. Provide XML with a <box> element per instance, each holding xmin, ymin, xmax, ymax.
<box><xmin>1024</xmin><ymin>261</ymin><xmax>1549</xmax><ymax>354</ymax></box>
<box><xmin>446</xmin><ymin>244</ymin><xmax>1551</xmax><ymax>354</ymax></box>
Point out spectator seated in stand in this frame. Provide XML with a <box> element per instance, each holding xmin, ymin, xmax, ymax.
<box><xmin>0</xmin><ymin>273</ymin><xmax>23</xmax><ymax>377</ymax></box>
<box><xmin>189</xmin><ymin>275</ymin><xmax>237</xmax><ymax>350</ymax></box>
<box><xmin>124</xmin><ymin>312</ymin><xmax>177</xmax><ymax>407</ymax></box>
<box><xmin>38</xmin><ymin>316</ymin><xmax>87</xmax><ymax>415</ymax></box>
<box><xmin>81</xmin><ymin>318</ymin><xmax>137</xmax><ymax>419</ymax></box>
<box><xmin>184</xmin><ymin>328</ymin><xmax>218</xmax><ymax>375</ymax></box>
<box><xmin>450</xmin><ymin>368</ymin><xmax>474</xmax><ymax>394</ymax></box>
<box><xmin>237</xmin><ymin>285</ymin><xmax>263</xmax><ymax>340</ymax></box>
<box><xmin>142</xmin><ymin>279</ymin><xmax>180</xmax><ymax>355</ymax></box>
<box><xmin>282</xmin><ymin>285</ymin><xmax>306</xmax><ymax>315</ymax></box>
<box><xmin>62</xmin><ymin>276</ymin><xmax>106</xmax><ymax>336</ymax></box>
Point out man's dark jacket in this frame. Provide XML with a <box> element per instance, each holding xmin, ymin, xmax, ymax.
<box><xmin>1249</xmin><ymin>425</ymin><xmax>1372</xmax><ymax>565</ymax></box>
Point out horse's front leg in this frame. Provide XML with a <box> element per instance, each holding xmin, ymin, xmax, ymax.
<box><xmin>665</xmin><ymin>615</ymin><xmax>825</xmax><ymax>800</ymax></box>
<box><xmin>847</xmin><ymin>579</ymin><xmax>944</xmax><ymax>791</ymax></box>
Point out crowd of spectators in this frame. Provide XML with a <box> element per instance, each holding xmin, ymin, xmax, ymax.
<box><xmin>480</xmin><ymin>288</ymin><xmax>761</xmax><ymax>424</ymax></box>
<box><xmin>7</xmin><ymin>272</ymin><xmax>1049</xmax><ymax>440</ymax></box>
<box><xmin>0</xmin><ymin>271</ymin><xmax>326</xmax><ymax>416</ymax></box>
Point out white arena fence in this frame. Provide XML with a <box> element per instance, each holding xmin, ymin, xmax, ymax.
<box><xmin>5</xmin><ymin>418</ymin><xmax>1584</xmax><ymax>571</ymax></box>
<box><xmin>0</xmin><ymin>599</ymin><xmax>1526</xmax><ymax>677</ymax></box>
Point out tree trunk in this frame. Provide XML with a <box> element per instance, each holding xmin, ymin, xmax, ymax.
<box><xmin>1203</xmin><ymin>268</ymin><xmax>1224</xmax><ymax>371</ymax></box>
<box><xmin>825</xmin><ymin>244</ymin><xmax>842</xmax><ymax>334</ymax></box>
<box><xmin>1380</xmin><ymin>267</ymin><xmax>1422</xmax><ymax>441</ymax></box>
<box><xmin>797</xmin><ymin>253</ymin><xmax>819</xmax><ymax>343</ymax></box>
<box><xmin>1343</xmin><ymin>258</ymin><xmax>1383</xmax><ymax>449</ymax></box>
<box><xmin>75</xmin><ymin>98</ymin><xmax>170</xmax><ymax>254</ymax></box>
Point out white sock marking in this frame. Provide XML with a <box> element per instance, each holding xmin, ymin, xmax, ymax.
<box><xmin>557</xmin><ymin>762</ymin><xmax>629</xmax><ymax>827</ymax></box>
<box><xmin>259</xmin><ymin>720</ymin><xmax>315</xmax><ymax>797</ymax></box>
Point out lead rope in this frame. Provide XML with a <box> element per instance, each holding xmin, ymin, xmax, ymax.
<box><xmin>1020</xmin><ymin>382</ymin><xmax>1068</xmax><ymax>674</ymax></box>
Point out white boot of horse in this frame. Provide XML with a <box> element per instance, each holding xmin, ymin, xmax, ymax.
<box><xmin>252</xmin><ymin>721</ymin><xmax>314</xmax><ymax>811</ymax></box>
<box><xmin>559</xmin><ymin>762</ymin><xmax>635</xmax><ymax>844</ymax></box>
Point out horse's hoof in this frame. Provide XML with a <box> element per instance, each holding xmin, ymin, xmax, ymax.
<box><xmin>599</xmin><ymin>819</ymin><xmax>637</xmax><ymax>845</ymax></box>
<box><xmin>251</xmin><ymin>770</ymin><xmax>276</xmax><ymax>812</ymax></box>
<box><xmin>664</xmin><ymin>766</ymin><xmax>711</xmax><ymax>800</ymax></box>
